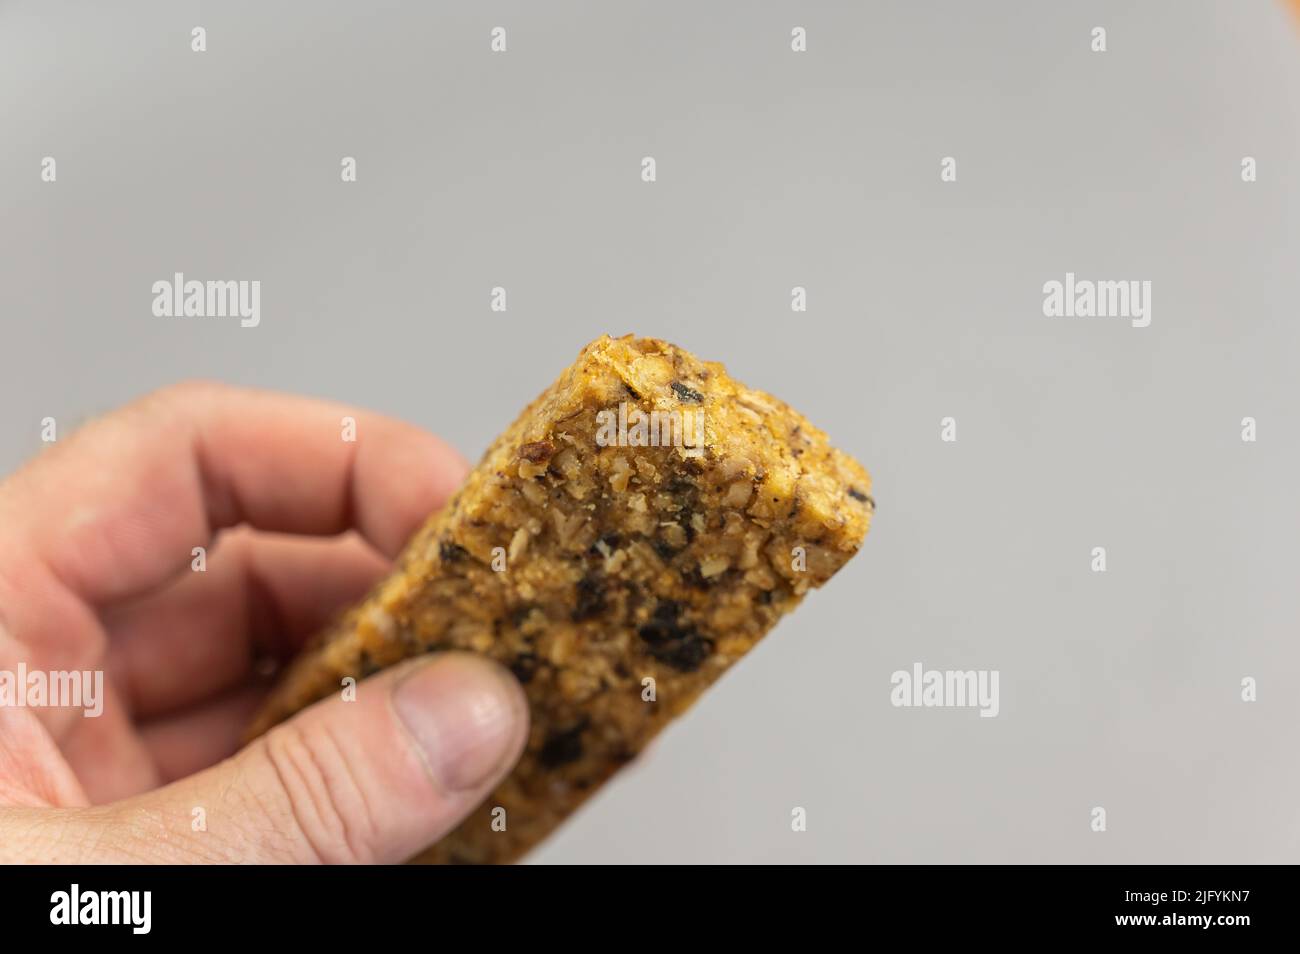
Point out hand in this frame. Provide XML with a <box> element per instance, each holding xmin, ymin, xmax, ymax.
<box><xmin>0</xmin><ymin>382</ymin><xmax>529</xmax><ymax>863</ymax></box>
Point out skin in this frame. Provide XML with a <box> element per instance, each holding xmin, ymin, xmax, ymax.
<box><xmin>0</xmin><ymin>382</ymin><xmax>529</xmax><ymax>863</ymax></box>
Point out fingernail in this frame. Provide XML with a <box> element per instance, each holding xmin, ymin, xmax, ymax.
<box><xmin>393</xmin><ymin>655</ymin><xmax>525</xmax><ymax>792</ymax></box>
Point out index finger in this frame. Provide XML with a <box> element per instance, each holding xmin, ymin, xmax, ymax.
<box><xmin>0</xmin><ymin>381</ymin><xmax>468</xmax><ymax>607</ymax></box>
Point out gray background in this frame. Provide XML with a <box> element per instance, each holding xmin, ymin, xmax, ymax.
<box><xmin>2</xmin><ymin>1</ymin><xmax>1298</xmax><ymax>863</ymax></box>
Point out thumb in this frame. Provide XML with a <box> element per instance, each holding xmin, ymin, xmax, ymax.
<box><xmin>8</xmin><ymin>653</ymin><xmax>529</xmax><ymax>863</ymax></box>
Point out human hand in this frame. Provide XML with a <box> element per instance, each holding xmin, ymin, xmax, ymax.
<box><xmin>0</xmin><ymin>383</ymin><xmax>529</xmax><ymax>863</ymax></box>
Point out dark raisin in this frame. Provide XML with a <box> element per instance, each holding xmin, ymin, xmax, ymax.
<box><xmin>638</xmin><ymin>600</ymin><xmax>714</xmax><ymax>672</ymax></box>
<box><xmin>623</xmin><ymin>382</ymin><xmax>642</xmax><ymax>401</ymax></box>
<box><xmin>439</xmin><ymin>540</ymin><xmax>469</xmax><ymax>562</ymax></box>
<box><xmin>653</xmin><ymin>539</ymin><xmax>680</xmax><ymax>561</ymax></box>
<box><xmin>538</xmin><ymin>720</ymin><xmax>588</xmax><ymax>768</ymax></box>
<box><xmin>665</xmin><ymin>476</ymin><xmax>695</xmax><ymax>495</ymax></box>
<box><xmin>847</xmin><ymin>486</ymin><xmax>873</xmax><ymax>506</ymax></box>
<box><xmin>509</xmin><ymin>652</ymin><xmax>539</xmax><ymax>685</ymax></box>
<box><xmin>670</xmin><ymin>381</ymin><xmax>704</xmax><ymax>403</ymax></box>
<box><xmin>647</xmin><ymin>632</ymin><xmax>714</xmax><ymax>672</ymax></box>
<box><xmin>757</xmin><ymin>588</ymin><xmax>775</xmax><ymax>605</ymax></box>
<box><xmin>652</xmin><ymin>599</ymin><xmax>686</xmax><ymax>623</ymax></box>
<box><xmin>638</xmin><ymin>608</ymin><xmax>678</xmax><ymax>645</ymax></box>
<box><xmin>519</xmin><ymin>440</ymin><xmax>555</xmax><ymax>463</ymax></box>
<box><xmin>572</xmin><ymin>574</ymin><xmax>606</xmax><ymax>621</ymax></box>
<box><xmin>640</xmin><ymin>602</ymin><xmax>673</xmax><ymax>633</ymax></box>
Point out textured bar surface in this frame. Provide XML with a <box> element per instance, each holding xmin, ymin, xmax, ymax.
<box><xmin>247</xmin><ymin>334</ymin><xmax>873</xmax><ymax>863</ymax></box>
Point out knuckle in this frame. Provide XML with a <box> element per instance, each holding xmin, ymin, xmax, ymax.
<box><xmin>257</xmin><ymin>722</ymin><xmax>378</xmax><ymax>865</ymax></box>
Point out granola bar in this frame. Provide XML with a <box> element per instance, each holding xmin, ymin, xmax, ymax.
<box><xmin>247</xmin><ymin>334</ymin><xmax>873</xmax><ymax>863</ymax></box>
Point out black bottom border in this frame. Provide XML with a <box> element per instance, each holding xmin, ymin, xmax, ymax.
<box><xmin>0</xmin><ymin>863</ymin><xmax>1283</xmax><ymax>941</ymax></box>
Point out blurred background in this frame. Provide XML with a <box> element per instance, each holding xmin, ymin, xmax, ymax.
<box><xmin>2</xmin><ymin>1</ymin><xmax>1298</xmax><ymax>862</ymax></box>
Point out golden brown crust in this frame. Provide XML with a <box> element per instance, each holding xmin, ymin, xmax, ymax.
<box><xmin>247</xmin><ymin>335</ymin><xmax>872</xmax><ymax>863</ymax></box>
